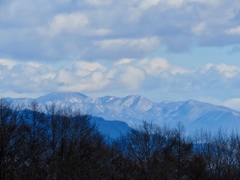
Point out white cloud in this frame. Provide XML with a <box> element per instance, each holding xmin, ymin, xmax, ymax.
<box><xmin>120</xmin><ymin>66</ymin><xmax>145</xmax><ymax>90</ymax></box>
<box><xmin>139</xmin><ymin>58</ymin><xmax>188</xmax><ymax>76</ymax></box>
<box><xmin>1</xmin><ymin>57</ymin><xmax>240</xmax><ymax>108</ymax></box>
<box><xmin>71</xmin><ymin>61</ymin><xmax>106</xmax><ymax>71</ymax></box>
<box><xmin>0</xmin><ymin>59</ymin><xmax>17</xmax><ymax>69</ymax></box>
<box><xmin>115</xmin><ymin>59</ymin><xmax>134</xmax><ymax>66</ymax></box>
<box><xmin>26</xmin><ymin>61</ymin><xmax>42</xmax><ymax>68</ymax></box>
<box><xmin>222</xmin><ymin>98</ymin><xmax>240</xmax><ymax>111</ymax></box>
<box><xmin>214</xmin><ymin>64</ymin><xmax>240</xmax><ymax>77</ymax></box>
<box><xmin>88</xmin><ymin>28</ymin><xmax>112</xmax><ymax>36</ymax></box>
<box><xmin>202</xmin><ymin>63</ymin><xmax>240</xmax><ymax>77</ymax></box>
<box><xmin>39</xmin><ymin>12</ymin><xmax>89</xmax><ymax>37</ymax></box>
<box><xmin>1</xmin><ymin>0</ymin><xmax>240</xmax><ymax>60</ymax></box>
<box><xmin>80</xmin><ymin>37</ymin><xmax>160</xmax><ymax>60</ymax></box>
<box><xmin>84</xmin><ymin>0</ymin><xmax>111</xmax><ymax>6</ymax></box>
<box><xmin>191</xmin><ymin>22</ymin><xmax>207</xmax><ymax>35</ymax></box>
<box><xmin>189</xmin><ymin>0</ymin><xmax>220</xmax><ymax>5</ymax></box>
<box><xmin>202</xmin><ymin>63</ymin><xmax>214</xmax><ymax>72</ymax></box>
<box><xmin>56</xmin><ymin>0</ymin><xmax>71</xmax><ymax>3</ymax></box>
<box><xmin>139</xmin><ymin>0</ymin><xmax>184</xmax><ymax>11</ymax></box>
<box><xmin>139</xmin><ymin>0</ymin><xmax>161</xmax><ymax>10</ymax></box>
<box><xmin>69</xmin><ymin>61</ymin><xmax>107</xmax><ymax>77</ymax></box>
<box><xmin>167</xmin><ymin>0</ymin><xmax>184</xmax><ymax>7</ymax></box>
<box><xmin>95</xmin><ymin>37</ymin><xmax>159</xmax><ymax>52</ymax></box>
<box><xmin>226</xmin><ymin>26</ymin><xmax>240</xmax><ymax>35</ymax></box>
<box><xmin>139</xmin><ymin>58</ymin><xmax>169</xmax><ymax>76</ymax></box>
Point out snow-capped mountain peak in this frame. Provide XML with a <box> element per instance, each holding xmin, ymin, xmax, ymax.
<box><xmin>118</xmin><ymin>95</ymin><xmax>155</xmax><ymax>111</ymax></box>
<box><xmin>36</xmin><ymin>92</ymin><xmax>89</xmax><ymax>103</ymax></box>
<box><xmin>4</xmin><ymin>92</ymin><xmax>240</xmax><ymax>135</ymax></box>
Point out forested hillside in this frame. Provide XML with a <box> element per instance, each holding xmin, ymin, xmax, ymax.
<box><xmin>1</xmin><ymin>99</ymin><xmax>240</xmax><ymax>179</ymax></box>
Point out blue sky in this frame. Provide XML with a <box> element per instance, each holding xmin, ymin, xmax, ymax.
<box><xmin>150</xmin><ymin>46</ymin><xmax>236</xmax><ymax>66</ymax></box>
<box><xmin>1</xmin><ymin>0</ymin><xmax>240</xmax><ymax>110</ymax></box>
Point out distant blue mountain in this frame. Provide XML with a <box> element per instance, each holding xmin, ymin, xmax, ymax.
<box><xmin>5</xmin><ymin>92</ymin><xmax>240</xmax><ymax>135</ymax></box>
<box><xmin>91</xmin><ymin>116</ymin><xmax>130</xmax><ymax>139</ymax></box>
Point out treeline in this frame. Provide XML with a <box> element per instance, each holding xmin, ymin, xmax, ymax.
<box><xmin>1</xmin><ymin>99</ymin><xmax>240</xmax><ymax>179</ymax></box>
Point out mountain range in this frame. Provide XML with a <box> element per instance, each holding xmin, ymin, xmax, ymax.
<box><xmin>5</xmin><ymin>92</ymin><xmax>240</xmax><ymax>136</ymax></box>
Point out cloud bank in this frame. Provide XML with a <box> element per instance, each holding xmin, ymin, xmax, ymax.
<box><xmin>1</xmin><ymin>57</ymin><xmax>240</xmax><ymax>110</ymax></box>
<box><xmin>1</xmin><ymin>0</ymin><xmax>240</xmax><ymax>61</ymax></box>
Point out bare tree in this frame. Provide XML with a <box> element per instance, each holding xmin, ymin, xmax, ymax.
<box><xmin>0</xmin><ymin>99</ymin><xmax>20</xmax><ymax>179</ymax></box>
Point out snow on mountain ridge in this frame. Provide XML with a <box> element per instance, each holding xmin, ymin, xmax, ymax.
<box><xmin>37</xmin><ymin>92</ymin><xmax>89</xmax><ymax>103</ymax></box>
<box><xmin>3</xmin><ymin>92</ymin><xmax>240</xmax><ymax>134</ymax></box>
<box><xmin>118</xmin><ymin>95</ymin><xmax>155</xmax><ymax>112</ymax></box>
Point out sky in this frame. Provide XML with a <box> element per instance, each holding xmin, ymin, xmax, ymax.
<box><xmin>1</xmin><ymin>0</ymin><xmax>240</xmax><ymax>110</ymax></box>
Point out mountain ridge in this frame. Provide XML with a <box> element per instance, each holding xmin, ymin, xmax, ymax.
<box><xmin>4</xmin><ymin>92</ymin><xmax>240</xmax><ymax>134</ymax></box>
